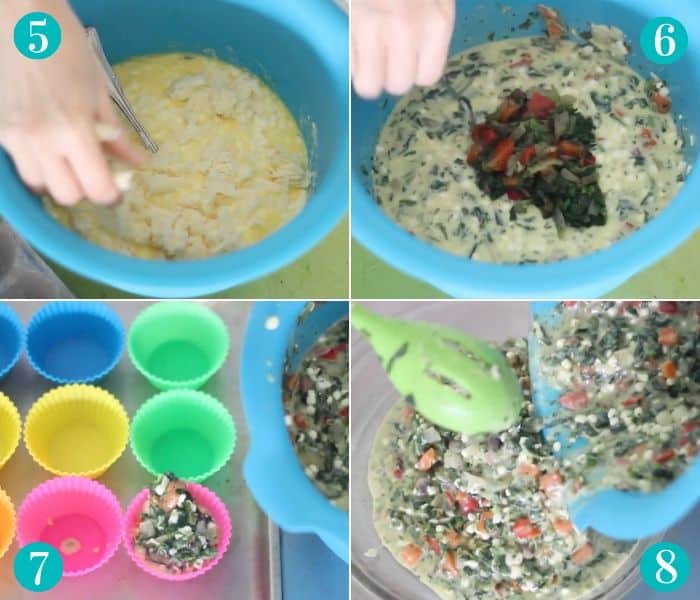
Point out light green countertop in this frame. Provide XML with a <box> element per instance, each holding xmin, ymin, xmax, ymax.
<box><xmin>51</xmin><ymin>217</ymin><xmax>349</xmax><ymax>299</ymax></box>
<box><xmin>351</xmin><ymin>231</ymin><xmax>700</xmax><ymax>299</ymax></box>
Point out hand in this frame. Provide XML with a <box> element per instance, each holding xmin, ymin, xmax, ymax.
<box><xmin>351</xmin><ymin>0</ymin><xmax>455</xmax><ymax>98</ymax></box>
<box><xmin>0</xmin><ymin>0</ymin><xmax>144</xmax><ymax>206</ymax></box>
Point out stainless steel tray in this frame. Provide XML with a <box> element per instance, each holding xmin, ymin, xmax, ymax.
<box><xmin>0</xmin><ymin>300</ymin><xmax>281</xmax><ymax>599</ymax></box>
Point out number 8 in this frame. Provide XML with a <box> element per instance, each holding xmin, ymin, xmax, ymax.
<box><xmin>655</xmin><ymin>23</ymin><xmax>676</xmax><ymax>58</ymax></box>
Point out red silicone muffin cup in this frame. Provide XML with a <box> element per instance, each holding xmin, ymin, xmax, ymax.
<box><xmin>17</xmin><ymin>477</ymin><xmax>122</xmax><ymax>576</ymax></box>
<box><xmin>123</xmin><ymin>482</ymin><xmax>232</xmax><ymax>581</ymax></box>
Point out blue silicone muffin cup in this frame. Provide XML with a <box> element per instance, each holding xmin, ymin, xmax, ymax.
<box><xmin>0</xmin><ymin>304</ymin><xmax>23</xmax><ymax>380</ymax></box>
<box><xmin>240</xmin><ymin>301</ymin><xmax>349</xmax><ymax>563</ymax></box>
<box><xmin>352</xmin><ymin>0</ymin><xmax>700</xmax><ymax>298</ymax></box>
<box><xmin>0</xmin><ymin>0</ymin><xmax>347</xmax><ymax>298</ymax></box>
<box><xmin>26</xmin><ymin>302</ymin><xmax>125</xmax><ymax>384</ymax></box>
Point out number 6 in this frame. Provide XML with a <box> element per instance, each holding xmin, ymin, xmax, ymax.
<box><xmin>28</xmin><ymin>18</ymin><xmax>49</xmax><ymax>54</ymax></box>
<box><xmin>29</xmin><ymin>551</ymin><xmax>49</xmax><ymax>586</ymax></box>
<box><xmin>655</xmin><ymin>23</ymin><xmax>676</xmax><ymax>58</ymax></box>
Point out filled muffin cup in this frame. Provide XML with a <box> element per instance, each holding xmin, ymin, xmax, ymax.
<box><xmin>123</xmin><ymin>482</ymin><xmax>232</xmax><ymax>581</ymax></box>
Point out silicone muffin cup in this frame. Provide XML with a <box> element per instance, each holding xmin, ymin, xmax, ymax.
<box><xmin>128</xmin><ymin>302</ymin><xmax>229</xmax><ymax>390</ymax></box>
<box><xmin>130</xmin><ymin>390</ymin><xmax>236</xmax><ymax>482</ymax></box>
<box><xmin>26</xmin><ymin>301</ymin><xmax>125</xmax><ymax>384</ymax></box>
<box><xmin>124</xmin><ymin>482</ymin><xmax>232</xmax><ymax>581</ymax></box>
<box><xmin>17</xmin><ymin>477</ymin><xmax>122</xmax><ymax>576</ymax></box>
<box><xmin>0</xmin><ymin>486</ymin><xmax>15</xmax><ymax>559</ymax></box>
<box><xmin>24</xmin><ymin>385</ymin><xmax>129</xmax><ymax>478</ymax></box>
<box><xmin>0</xmin><ymin>303</ymin><xmax>23</xmax><ymax>380</ymax></box>
<box><xmin>0</xmin><ymin>392</ymin><xmax>21</xmax><ymax>470</ymax></box>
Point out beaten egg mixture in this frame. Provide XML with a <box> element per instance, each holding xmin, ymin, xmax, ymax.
<box><xmin>45</xmin><ymin>53</ymin><xmax>310</xmax><ymax>259</ymax></box>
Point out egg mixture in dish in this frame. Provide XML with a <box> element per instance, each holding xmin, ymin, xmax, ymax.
<box><xmin>46</xmin><ymin>53</ymin><xmax>310</xmax><ymax>259</ymax></box>
<box><xmin>369</xmin><ymin>338</ymin><xmax>634</xmax><ymax>599</ymax></box>
<box><xmin>284</xmin><ymin>318</ymin><xmax>349</xmax><ymax>510</ymax></box>
<box><xmin>534</xmin><ymin>301</ymin><xmax>699</xmax><ymax>496</ymax></box>
<box><xmin>372</xmin><ymin>6</ymin><xmax>687</xmax><ymax>263</ymax></box>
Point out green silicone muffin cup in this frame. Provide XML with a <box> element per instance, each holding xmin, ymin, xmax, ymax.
<box><xmin>128</xmin><ymin>302</ymin><xmax>229</xmax><ymax>390</ymax></box>
<box><xmin>130</xmin><ymin>389</ymin><xmax>237</xmax><ymax>482</ymax></box>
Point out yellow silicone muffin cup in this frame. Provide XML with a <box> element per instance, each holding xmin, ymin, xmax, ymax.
<box><xmin>0</xmin><ymin>392</ymin><xmax>21</xmax><ymax>470</ymax></box>
<box><xmin>0</xmin><ymin>486</ymin><xmax>15</xmax><ymax>559</ymax></box>
<box><xmin>24</xmin><ymin>385</ymin><xmax>129</xmax><ymax>478</ymax></box>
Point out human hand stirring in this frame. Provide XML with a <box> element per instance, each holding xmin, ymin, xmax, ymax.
<box><xmin>0</xmin><ymin>0</ymin><xmax>144</xmax><ymax>206</ymax></box>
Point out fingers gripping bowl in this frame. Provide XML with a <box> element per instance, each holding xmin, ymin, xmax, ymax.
<box><xmin>352</xmin><ymin>0</ymin><xmax>700</xmax><ymax>298</ymax></box>
<box><xmin>0</xmin><ymin>0</ymin><xmax>348</xmax><ymax>297</ymax></box>
<box><xmin>240</xmin><ymin>301</ymin><xmax>349</xmax><ymax>562</ymax></box>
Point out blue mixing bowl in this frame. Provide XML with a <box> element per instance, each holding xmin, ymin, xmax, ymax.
<box><xmin>352</xmin><ymin>0</ymin><xmax>700</xmax><ymax>298</ymax></box>
<box><xmin>0</xmin><ymin>0</ymin><xmax>347</xmax><ymax>298</ymax></box>
<box><xmin>240</xmin><ymin>301</ymin><xmax>348</xmax><ymax>562</ymax></box>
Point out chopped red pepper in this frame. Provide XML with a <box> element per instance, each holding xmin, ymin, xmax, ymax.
<box><xmin>339</xmin><ymin>406</ymin><xmax>349</xmax><ymax>417</ymax></box>
<box><xmin>559</xmin><ymin>389</ymin><xmax>589</xmax><ymax>410</ymax></box>
<box><xmin>496</xmin><ymin>97</ymin><xmax>525</xmax><ymax>123</ymax></box>
<box><xmin>654</xmin><ymin>449</ymin><xmax>676</xmax><ymax>463</ymax></box>
<box><xmin>455</xmin><ymin>492</ymin><xmax>479</xmax><ymax>514</ymax></box>
<box><xmin>658</xmin><ymin>327</ymin><xmax>679</xmax><ymax>346</ymax></box>
<box><xmin>525</xmin><ymin>91</ymin><xmax>556</xmax><ymax>119</ymax></box>
<box><xmin>512</xmin><ymin>517</ymin><xmax>541</xmax><ymax>539</ymax></box>
<box><xmin>485</xmin><ymin>138</ymin><xmax>515</xmax><ymax>172</ymax></box>
<box><xmin>425</xmin><ymin>536</ymin><xmax>442</xmax><ymax>556</ymax></box>
<box><xmin>658</xmin><ymin>301</ymin><xmax>678</xmax><ymax>314</ymax></box>
<box><xmin>506</xmin><ymin>189</ymin><xmax>527</xmax><ymax>201</ymax></box>
<box><xmin>467</xmin><ymin>143</ymin><xmax>483</xmax><ymax>165</ymax></box>
<box><xmin>293</xmin><ymin>414</ymin><xmax>308</xmax><ymax>430</ymax></box>
<box><xmin>519</xmin><ymin>145</ymin><xmax>537</xmax><ymax>165</ymax></box>
<box><xmin>622</xmin><ymin>396</ymin><xmax>643</xmax><ymax>408</ymax></box>
<box><xmin>557</xmin><ymin>140</ymin><xmax>584</xmax><ymax>158</ymax></box>
<box><xmin>471</xmin><ymin>124</ymin><xmax>500</xmax><ymax>146</ymax></box>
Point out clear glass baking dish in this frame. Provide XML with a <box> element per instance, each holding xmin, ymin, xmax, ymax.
<box><xmin>350</xmin><ymin>301</ymin><xmax>663</xmax><ymax>600</ymax></box>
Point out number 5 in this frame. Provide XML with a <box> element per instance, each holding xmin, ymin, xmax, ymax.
<box><xmin>29</xmin><ymin>551</ymin><xmax>49</xmax><ymax>586</ymax></box>
<box><xmin>28</xmin><ymin>18</ymin><xmax>49</xmax><ymax>54</ymax></box>
<box><xmin>655</xmin><ymin>23</ymin><xmax>676</xmax><ymax>58</ymax></box>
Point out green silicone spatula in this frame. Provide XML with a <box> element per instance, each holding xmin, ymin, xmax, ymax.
<box><xmin>352</xmin><ymin>304</ymin><xmax>523</xmax><ymax>434</ymax></box>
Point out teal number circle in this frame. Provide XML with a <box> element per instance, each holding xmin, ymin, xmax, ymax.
<box><xmin>639</xmin><ymin>542</ymin><xmax>690</xmax><ymax>592</ymax></box>
<box><xmin>14</xmin><ymin>12</ymin><xmax>62</xmax><ymax>60</ymax></box>
<box><xmin>13</xmin><ymin>542</ymin><xmax>63</xmax><ymax>592</ymax></box>
<box><xmin>640</xmin><ymin>17</ymin><xmax>688</xmax><ymax>65</ymax></box>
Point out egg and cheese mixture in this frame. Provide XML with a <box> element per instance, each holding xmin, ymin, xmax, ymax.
<box><xmin>372</xmin><ymin>8</ymin><xmax>686</xmax><ymax>263</ymax></box>
<box><xmin>46</xmin><ymin>53</ymin><xmax>310</xmax><ymax>259</ymax></box>
<box><xmin>369</xmin><ymin>338</ymin><xmax>632</xmax><ymax>599</ymax></box>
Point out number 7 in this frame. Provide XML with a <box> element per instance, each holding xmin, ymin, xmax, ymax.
<box><xmin>29</xmin><ymin>551</ymin><xmax>49</xmax><ymax>586</ymax></box>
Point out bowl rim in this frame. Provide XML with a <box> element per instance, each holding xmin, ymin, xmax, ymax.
<box><xmin>240</xmin><ymin>301</ymin><xmax>349</xmax><ymax>563</ymax></box>
<box><xmin>0</xmin><ymin>0</ymin><xmax>348</xmax><ymax>298</ymax></box>
<box><xmin>351</xmin><ymin>0</ymin><xmax>700</xmax><ymax>298</ymax></box>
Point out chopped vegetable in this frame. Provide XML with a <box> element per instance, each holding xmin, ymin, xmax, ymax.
<box><xmin>134</xmin><ymin>473</ymin><xmax>219</xmax><ymax>575</ymax></box>
<box><xmin>467</xmin><ymin>88</ymin><xmax>606</xmax><ymax>228</ymax></box>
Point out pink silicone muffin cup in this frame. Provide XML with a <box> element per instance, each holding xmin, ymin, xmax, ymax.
<box><xmin>17</xmin><ymin>477</ymin><xmax>122</xmax><ymax>577</ymax></box>
<box><xmin>124</xmin><ymin>482</ymin><xmax>232</xmax><ymax>581</ymax></box>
